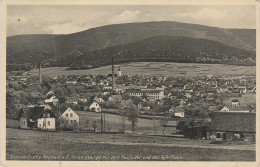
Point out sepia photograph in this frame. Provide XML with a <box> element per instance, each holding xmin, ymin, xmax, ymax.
<box><xmin>1</xmin><ymin>0</ymin><xmax>259</xmax><ymax>166</ymax></box>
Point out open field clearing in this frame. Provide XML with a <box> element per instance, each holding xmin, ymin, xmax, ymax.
<box><xmin>76</xmin><ymin>111</ymin><xmax>178</xmax><ymax>135</ymax></box>
<box><xmin>223</xmin><ymin>93</ymin><xmax>256</xmax><ymax>106</ymax></box>
<box><xmin>29</xmin><ymin>62</ymin><xmax>256</xmax><ymax>77</ymax></box>
<box><xmin>6</xmin><ymin>128</ymin><xmax>255</xmax><ymax>161</ymax></box>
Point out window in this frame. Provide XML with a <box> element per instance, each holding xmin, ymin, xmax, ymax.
<box><xmin>66</xmin><ymin>114</ymin><xmax>68</xmax><ymax>117</ymax></box>
<box><xmin>74</xmin><ymin>120</ymin><xmax>76</xmax><ymax>124</ymax></box>
<box><xmin>216</xmin><ymin>133</ymin><xmax>221</xmax><ymax>138</ymax></box>
<box><xmin>70</xmin><ymin>113</ymin><xmax>73</xmax><ymax>117</ymax></box>
<box><xmin>66</xmin><ymin>120</ymin><xmax>68</xmax><ymax>124</ymax></box>
<box><xmin>43</xmin><ymin>113</ymin><xmax>46</xmax><ymax>118</ymax></box>
<box><xmin>47</xmin><ymin>113</ymin><xmax>50</xmax><ymax>118</ymax></box>
<box><xmin>24</xmin><ymin>121</ymin><xmax>25</xmax><ymax>125</ymax></box>
<box><xmin>71</xmin><ymin>120</ymin><xmax>73</xmax><ymax>124</ymax></box>
<box><xmin>48</xmin><ymin>121</ymin><xmax>50</xmax><ymax>126</ymax></box>
<box><xmin>39</xmin><ymin>124</ymin><xmax>41</xmax><ymax>127</ymax></box>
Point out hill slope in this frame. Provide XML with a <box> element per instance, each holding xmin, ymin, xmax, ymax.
<box><xmin>63</xmin><ymin>36</ymin><xmax>255</xmax><ymax>69</ymax></box>
<box><xmin>7</xmin><ymin>21</ymin><xmax>256</xmax><ymax>65</ymax></box>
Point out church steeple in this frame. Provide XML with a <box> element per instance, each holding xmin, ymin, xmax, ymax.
<box><xmin>118</xmin><ymin>66</ymin><xmax>122</xmax><ymax>77</ymax></box>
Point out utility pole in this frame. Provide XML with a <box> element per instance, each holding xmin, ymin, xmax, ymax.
<box><xmin>104</xmin><ymin>112</ymin><xmax>106</xmax><ymax>132</ymax></box>
<box><xmin>39</xmin><ymin>63</ymin><xmax>42</xmax><ymax>84</ymax></box>
<box><xmin>112</xmin><ymin>57</ymin><xmax>115</xmax><ymax>91</ymax></box>
<box><xmin>101</xmin><ymin>110</ymin><xmax>103</xmax><ymax>133</ymax></box>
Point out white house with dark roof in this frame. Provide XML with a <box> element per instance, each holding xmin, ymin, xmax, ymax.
<box><xmin>60</xmin><ymin>107</ymin><xmax>79</xmax><ymax>125</ymax></box>
<box><xmin>18</xmin><ymin>105</ymin><xmax>56</xmax><ymax>130</ymax></box>
<box><xmin>89</xmin><ymin>101</ymin><xmax>101</xmax><ymax>112</ymax></box>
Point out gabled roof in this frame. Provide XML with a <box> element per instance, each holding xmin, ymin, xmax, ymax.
<box><xmin>209</xmin><ymin>112</ymin><xmax>255</xmax><ymax>133</ymax></box>
<box><xmin>19</xmin><ymin>105</ymin><xmax>56</xmax><ymax>120</ymax></box>
<box><xmin>110</xmin><ymin>95</ymin><xmax>122</xmax><ymax>101</ymax></box>
<box><xmin>173</xmin><ymin>106</ymin><xmax>185</xmax><ymax>113</ymax></box>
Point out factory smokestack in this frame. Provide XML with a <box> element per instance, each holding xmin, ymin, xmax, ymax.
<box><xmin>39</xmin><ymin>63</ymin><xmax>42</xmax><ymax>84</ymax></box>
<box><xmin>112</xmin><ymin>57</ymin><xmax>115</xmax><ymax>91</ymax></box>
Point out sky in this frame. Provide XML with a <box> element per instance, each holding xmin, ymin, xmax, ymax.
<box><xmin>7</xmin><ymin>5</ymin><xmax>256</xmax><ymax>36</ymax></box>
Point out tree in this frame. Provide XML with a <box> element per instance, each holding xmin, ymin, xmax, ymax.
<box><xmin>126</xmin><ymin>104</ymin><xmax>139</xmax><ymax>133</ymax></box>
<box><xmin>92</xmin><ymin>121</ymin><xmax>97</xmax><ymax>131</ymax></box>
<box><xmin>160</xmin><ymin>117</ymin><xmax>168</xmax><ymax>134</ymax></box>
<box><xmin>132</xmin><ymin>97</ymin><xmax>143</xmax><ymax>106</ymax></box>
<box><xmin>6</xmin><ymin>91</ymin><xmax>18</xmax><ymax>119</ymax></box>
<box><xmin>56</xmin><ymin>117</ymin><xmax>68</xmax><ymax>131</ymax></box>
<box><xmin>176</xmin><ymin>121</ymin><xmax>186</xmax><ymax>134</ymax></box>
<box><xmin>152</xmin><ymin>118</ymin><xmax>159</xmax><ymax>134</ymax></box>
<box><xmin>118</xmin><ymin>104</ymin><xmax>126</xmax><ymax>134</ymax></box>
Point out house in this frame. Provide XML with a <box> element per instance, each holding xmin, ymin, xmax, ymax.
<box><xmin>45</xmin><ymin>96</ymin><xmax>59</xmax><ymax>106</ymax></box>
<box><xmin>89</xmin><ymin>102</ymin><xmax>101</xmax><ymax>112</ymax></box>
<box><xmin>185</xmin><ymin>93</ymin><xmax>192</xmax><ymax>99</ymax></box>
<box><xmin>120</xmin><ymin>99</ymin><xmax>133</xmax><ymax>108</ymax></box>
<box><xmin>137</xmin><ymin>102</ymin><xmax>150</xmax><ymax>111</ymax></box>
<box><xmin>103</xmin><ymin>86</ymin><xmax>112</xmax><ymax>90</ymax></box>
<box><xmin>99</xmin><ymin>98</ymin><xmax>105</xmax><ymax>103</ymax></box>
<box><xmin>60</xmin><ymin>107</ymin><xmax>79</xmax><ymax>125</ymax></box>
<box><xmin>231</xmin><ymin>99</ymin><xmax>239</xmax><ymax>107</ymax></box>
<box><xmin>220</xmin><ymin>106</ymin><xmax>251</xmax><ymax>113</ymax></box>
<box><xmin>178</xmin><ymin>120</ymin><xmax>207</xmax><ymax>139</ymax></box>
<box><xmin>93</xmin><ymin>96</ymin><xmax>99</xmax><ymax>102</ymax></box>
<box><xmin>208</xmin><ymin>112</ymin><xmax>255</xmax><ymax>141</ymax></box>
<box><xmin>46</xmin><ymin>90</ymin><xmax>55</xmax><ymax>97</ymax></box>
<box><xmin>18</xmin><ymin>105</ymin><xmax>56</xmax><ymax>130</ymax></box>
<box><xmin>208</xmin><ymin>106</ymin><xmax>218</xmax><ymax>112</ymax></box>
<box><xmin>66</xmin><ymin>99</ymin><xmax>78</xmax><ymax>105</ymax></box>
<box><xmin>66</xmin><ymin>81</ymin><xmax>77</xmax><ymax>84</ymax></box>
<box><xmin>170</xmin><ymin>106</ymin><xmax>185</xmax><ymax>118</ymax></box>
<box><xmin>220</xmin><ymin>106</ymin><xmax>230</xmax><ymax>112</ymax></box>
<box><xmin>109</xmin><ymin>95</ymin><xmax>122</xmax><ymax>102</ymax></box>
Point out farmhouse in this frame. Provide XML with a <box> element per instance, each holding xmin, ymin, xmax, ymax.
<box><xmin>89</xmin><ymin>101</ymin><xmax>101</xmax><ymax>112</ymax></box>
<box><xmin>208</xmin><ymin>112</ymin><xmax>255</xmax><ymax>141</ymax></box>
<box><xmin>60</xmin><ymin>107</ymin><xmax>79</xmax><ymax>125</ymax></box>
<box><xmin>18</xmin><ymin>105</ymin><xmax>56</xmax><ymax>130</ymax></box>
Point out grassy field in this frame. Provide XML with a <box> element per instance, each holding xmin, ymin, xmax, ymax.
<box><xmin>6</xmin><ymin>128</ymin><xmax>255</xmax><ymax>161</ymax></box>
<box><xmin>76</xmin><ymin>111</ymin><xmax>178</xmax><ymax>135</ymax></box>
<box><xmin>224</xmin><ymin>93</ymin><xmax>256</xmax><ymax>106</ymax></box>
<box><xmin>30</xmin><ymin>62</ymin><xmax>256</xmax><ymax>77</ymax></box>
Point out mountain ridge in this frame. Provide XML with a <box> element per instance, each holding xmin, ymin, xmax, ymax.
<box><xmin>6</xmin><ymin>21</ymin><xmax>256</xmax><ymax>67</ymax></box>
<box><xmin>62</xmin><ymin>35</ymin><xmax>255</xmax><ymax>69</ymax></box>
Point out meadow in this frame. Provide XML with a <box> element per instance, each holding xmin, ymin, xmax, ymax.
<box><xmin>76</xmin><ymin>111</ymin><xmax>178</xmax><ymax>135</ymax></box>
<box><xmin>6</xmin><ymin>128</ymin><xmax>255</xmax><ymax>161</ymax></box>
<box><xmin>30</xmin><ymin>62</ymin><xmax>256</xmax><ymax>77</ymax></box>
<box><xmin>224</xmin><ymin>93</ymin><xmax>256</xmax><ymax>106</ymax></box>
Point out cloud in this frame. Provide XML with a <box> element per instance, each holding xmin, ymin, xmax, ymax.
<box><xmin>107</xmin><ymin>10</ymin><xmax>142</xmax><ymax>24</ymax></box>
<box><xmin>7</xmin><ymin>6</ymin><xmax>256</xmax><ymax>36</ymax></box>
<box><xmin>175</xmin><ymin>8</ymin><xmax>227</xmax><ymax>21</ymax></box>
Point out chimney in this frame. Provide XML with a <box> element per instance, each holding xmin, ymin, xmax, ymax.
<box><xmin>112</xmin><ymin>57</ymin><xmax>115</xmax><ymax>91</ymax></box>
<box><xmin>39</xmin><ymin>63</ymin><xmax>42</xmax><ymax>84</ymax></box>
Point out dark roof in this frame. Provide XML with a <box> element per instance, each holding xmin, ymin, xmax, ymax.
<box><xmin>19</xmin><ymin>105</ymin><xmax>56</xmax><ymax>120</ymax></box>
<box><xmin>209</xmin><ymin>112</ymin><xmax>255</xmax><ymax>133</ymax></box>
<box><xmin>232</xmin><ymin>99</ymin><xmax>239</xmax><ymax>102</ymax></box>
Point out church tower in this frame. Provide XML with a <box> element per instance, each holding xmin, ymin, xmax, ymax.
<box><xmin>118</xmin><ymin>66</ymin><xmax>122</xmax><ymax>77</ymax></box>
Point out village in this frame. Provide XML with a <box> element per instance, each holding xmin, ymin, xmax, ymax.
<box><xmin>6</xmin><ymin>63</ymin><xmax>256</xmax><ymax>143</ymax></box>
